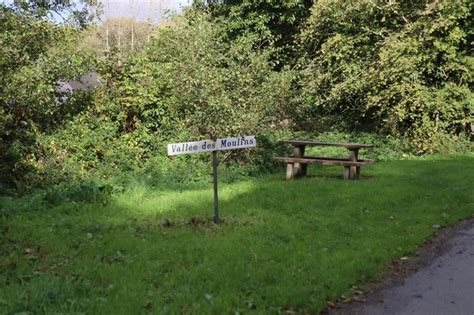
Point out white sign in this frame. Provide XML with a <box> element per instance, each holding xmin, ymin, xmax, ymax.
<box><xmin>167</xmin><ymin>135</ymin><xmax>256</xmax><ymax>156</ymax></box>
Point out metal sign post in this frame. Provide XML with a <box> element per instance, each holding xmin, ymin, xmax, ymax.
<box><xmin>212</xmin><ymin>150</ymin><xmax>219</xmax><ymax>223</ymax></box>
<box><xmin>167</xmin><ymin>135</ymin><xmax>256</xmax><ymax>224</ymax></box>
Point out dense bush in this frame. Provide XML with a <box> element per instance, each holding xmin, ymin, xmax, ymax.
<box><xmin>298</xmin><ymin>0</ymin><xmax>473</xmax><ymax>153</ymax></box>
<box><xmin>0</xmin><ymin>4</ymin><xmax>95</xmax><ymax>189</ymax></box>
<box><xmin>199</xmin><ymin>0</ymin><xmax>313</xmax><ymax>67</ymax></box>
<box><xmin>1</xmin><ymin>1</ymin><xmax>472</xmax><ymax>191</ymax></box>
<box><xmin>26</xmin><ymin>11</ymin><xmax>294</xmax><ymax>187</ymax></box>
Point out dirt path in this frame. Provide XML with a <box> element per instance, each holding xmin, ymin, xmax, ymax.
<box><xmin>329</xmin><ymin>218</ymin><xmax>474</xmax><ymax>315</ymax></box>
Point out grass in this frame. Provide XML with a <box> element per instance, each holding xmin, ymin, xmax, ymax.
<box><xmin>1</xmin><ymin>154</ymin><xmax>473</xmax><ymax>314</ymax></box>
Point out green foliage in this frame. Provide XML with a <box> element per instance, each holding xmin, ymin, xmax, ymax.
<box><xmin>144</xmin><ymin>10</ymin><xmax>293</xmax><ymax>140</ymax></box>
<box><xmin>25</xmin><ymin>10</ymin><xmax>294</xmax><ymax>186</ymax></box>
<box><xmin>198</xmin><ymin>0</ymin><xmax>313</xmax><ymax>66</ymax></box>
<box><xmin>0</xmin><ymin>4</ymin><xmax>96</xmax><ymax>188</ymax></box>
<box><xmin>12</xmin><ymin>0</ymin><xmax>99</xmax><ymax>28</ymax></box>
<box><xmin>1</xmin><ymin>0</ymin><xmax>472</xmax><ymax>189</ymax></box>
<box><xmin>41</xmin><ymin>180</ymin><xmax>112</xmax><ymax>206</ymax></box>
<box><xmin>299</xmin><ymin>0</ymin><xmax>473</xmax><ymax>153</ymax></box>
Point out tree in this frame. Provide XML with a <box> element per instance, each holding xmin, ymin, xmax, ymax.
<box><xmin>23</xmin><ymin>9</ymin><xmax>294</xmax><ymax>185</ymax></box>
<box><xmin>142</xmin><ymin>10</ymin><xmax>293</xmax><ymax>140</ymax></box>
<box><xmin>10</xmin><ymin>0</ymin><xmax>99</xmax><ymax>28</ymax></box>
<box><xmin>299</xmin><ymin>0</ymin><xmax>473</xmax><ymax>152</ymax></box>
<box><xmin>81</xmin><ymin>17</ymin><xmax>155</xmax><ymax>58</ymax></box>
<box><xmin>0</xmin><ymin>3</ymin><xmax>95</xmax><ymax>187</ymax></box>
<box><xmin>195</xmin><ymin>0</ymin><xmax>314</xmax><ymax>67</ymax></box>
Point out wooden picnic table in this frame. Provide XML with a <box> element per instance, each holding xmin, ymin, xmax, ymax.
<box><xmin>274</xmin><ymin>140</ymin><xmax>374</xmax><ymax>180</ymax></box>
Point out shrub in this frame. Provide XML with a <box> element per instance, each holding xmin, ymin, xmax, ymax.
<box><xmin>299</xmin><ymin>0</ymin><xmax>473</xmax><ymax>153</ymax></box>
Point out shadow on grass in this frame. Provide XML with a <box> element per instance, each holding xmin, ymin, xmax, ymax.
<box><xmin>4</xmin><ymin>156</ymin><xmax>472</xmax><ymax>228</ymax></box>
<box><xmin>76</xmin><ymin>155</ymin><xmax>472</xmax><ymax>235</ymax></box>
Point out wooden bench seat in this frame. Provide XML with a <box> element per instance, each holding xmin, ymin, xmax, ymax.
<box><xmin>273</xmin><ymin>156</ymin><xmax>374</xmax><ymax>180</ymax></box>
<box><xmin>274</xmin><ymin>156</ymin><xmax>374</xmax><ymax>166</ymax></box>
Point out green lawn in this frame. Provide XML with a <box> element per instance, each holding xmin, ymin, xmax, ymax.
<box><xmin>1</xmin><ymin>155</ymin><xmax>473</xmax><ymax>314</ymax></box>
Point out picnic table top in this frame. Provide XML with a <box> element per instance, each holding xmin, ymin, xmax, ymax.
<box><xmin>280</xmin><ymin>140</ymin><xmax>374</xmax><ymax>149</ymax></box>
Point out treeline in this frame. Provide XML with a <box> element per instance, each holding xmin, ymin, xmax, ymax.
<box><xmin>0</xmin><ymin>0</ymin><xmax>472</xmax><ymax>190</ymax></box>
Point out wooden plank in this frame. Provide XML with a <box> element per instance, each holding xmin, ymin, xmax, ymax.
<box><xmin>280</xmin><ymin>140</ymin><xmax>374</xmax><ymax>149</ymax></box>
<box><xmin>273</xmin><ymin>157</ymin><xmax>374</xmax><ymax>166</ymax></box>
<box><xmin>295</xmin><ymin>156</ymin><xmax>375</xmax><ymax>164</ymax></box>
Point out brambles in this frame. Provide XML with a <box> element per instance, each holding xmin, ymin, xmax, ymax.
<box><xmin>1</xmin><ymin>0</ymin><xmax>472</xmax><ymax>189</ymax></box>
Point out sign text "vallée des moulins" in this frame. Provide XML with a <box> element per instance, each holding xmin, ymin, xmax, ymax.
<box><xmin>167</xmin><ymin>136</ymin><xmax>256</xmax><ymax>156</ymax></box>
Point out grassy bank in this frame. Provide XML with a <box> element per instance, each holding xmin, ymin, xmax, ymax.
<box><xmin>1</xmin><ymin>155</ymin><xmax>473</xmax><ymax>314</ymax></box>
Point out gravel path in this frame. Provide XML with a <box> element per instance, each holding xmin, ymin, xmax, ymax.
<box><xmin>330</xmin><ymin>218</ymin><xmax>474</xmax><ymax>315</ymax></box>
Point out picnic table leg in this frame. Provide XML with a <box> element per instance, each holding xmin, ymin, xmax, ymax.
<box><xmin>286</xmin><ymin>163</ymin><xmax>295</xmax><ymax>180</ymax></box>
<box><xmin>292</xmin><ymin>145</ymin><xmax>307</xmax><ymax>178</ymax></box>
<box><xmin>300</xmin><ymin>164</ymin><xmax>308</xmax><ymax>177</ymax></box>
<box><xmin>348</xmin><ymin>148</ymin><xmax>359</xmax><ymax>179</ymax></box>
<box><xmin>344</xmin><ymin>166</ymin><xmax>351</xmax><ymax>180</ymax></box>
